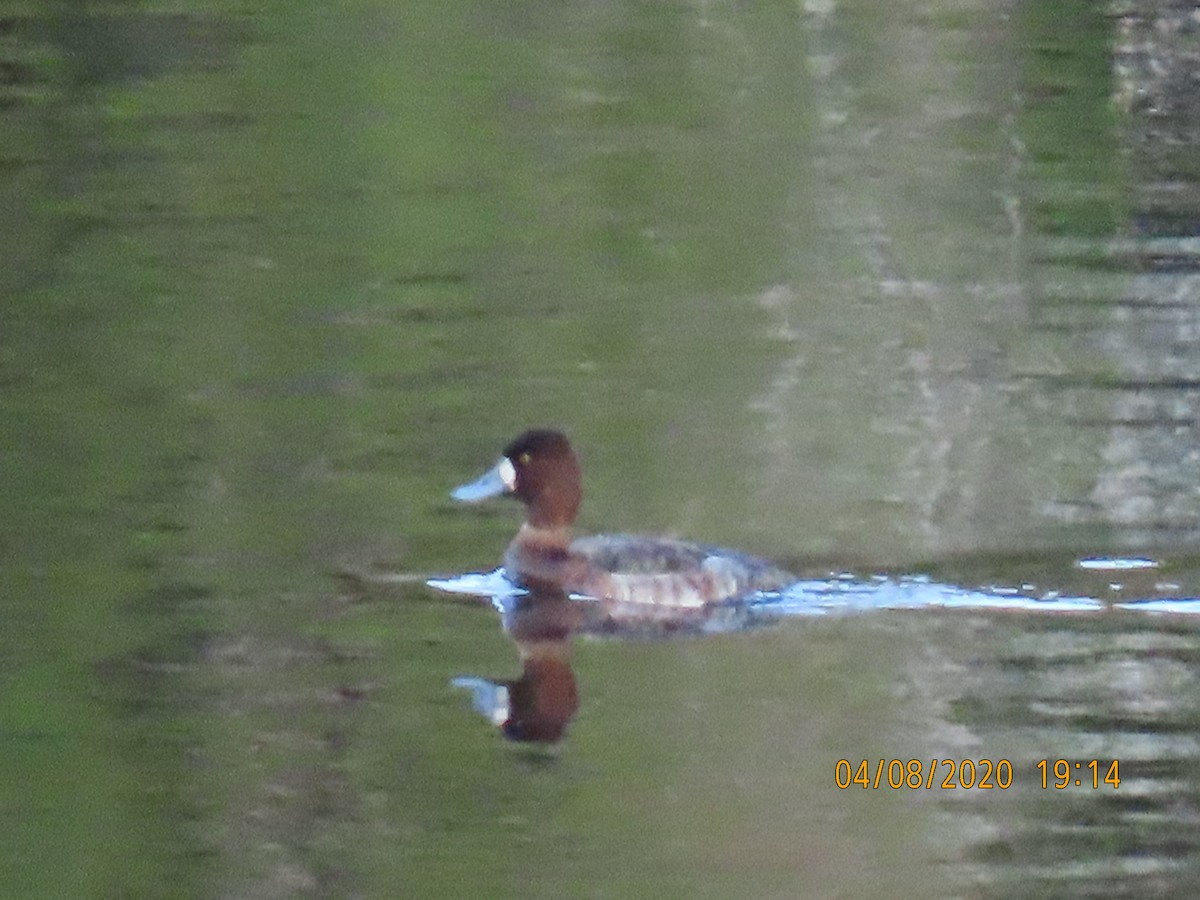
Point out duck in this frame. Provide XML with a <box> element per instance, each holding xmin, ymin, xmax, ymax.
<box><xmin>451</xmin><ymin>429</ymin><xmax>793</xmax><ymax>611</ymax></box>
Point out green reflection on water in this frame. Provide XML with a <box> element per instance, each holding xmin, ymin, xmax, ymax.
<box><xmin>1020</xmin><ymin>0</ymin><xmax>1125</xmax><ymax>237</ymax></box>
<box><xmin>0</xmin><ymin>1</ymin><xmax>381</xmax><ymax>896</ymax></box>
<box><xmin>0</xmin><ymin>0</ymin><xmax>1178</xmax><ymax>898</ymax></box>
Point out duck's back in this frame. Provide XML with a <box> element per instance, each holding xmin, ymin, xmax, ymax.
<box><xmin>566</xmin><ymin>534</ymin><xmax>793</xmax><ymax>607</ymax></box>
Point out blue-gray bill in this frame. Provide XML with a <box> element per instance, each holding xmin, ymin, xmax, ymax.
<box><xmin>451</xmin><ymin>458</ymin><xmax>515</xmax><ymax>502</ymax></box>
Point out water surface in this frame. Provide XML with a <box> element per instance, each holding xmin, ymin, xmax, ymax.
<box><xmin>3</xmin><ymin>1</ymin><xmax>1200</xmax><ymax>898</ymax></box>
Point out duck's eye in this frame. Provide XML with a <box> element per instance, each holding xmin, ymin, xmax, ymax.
<box><xmin>517</xmin><ymin>452</ymin><xmax>531</xmax><ymax>466</ymax></box>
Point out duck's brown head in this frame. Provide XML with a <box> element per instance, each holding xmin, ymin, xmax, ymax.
<box><xmin>452</xmin><ymin>429</ymin><xmax>582</xmax><ymax>529</ymax></box>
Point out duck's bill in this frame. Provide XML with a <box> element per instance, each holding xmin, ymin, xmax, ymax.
<box><xmin>451</xmin><ymin>457</ymin><xmax>516</xmax><ymax>502</ymax></box>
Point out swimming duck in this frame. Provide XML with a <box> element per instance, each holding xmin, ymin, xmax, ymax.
<box><xmin>452</xmin><ymin>429</ymin><xmax>793</xmax><ymax>611</ymax></box>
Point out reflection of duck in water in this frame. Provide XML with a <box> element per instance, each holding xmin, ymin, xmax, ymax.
<box><xmin>453</xmin><ymin>593</ymin><xmax>581</xmax><ymax>743</ymax></box>
<box><xmin>452</xmin><ymin>429</ymin><xmax>793</xmax><ymax>616</ymax></box>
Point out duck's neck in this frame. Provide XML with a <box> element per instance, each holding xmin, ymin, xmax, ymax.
<box><xmin>525</xmin><ymin>483</ymin><xmax>581</xmax><ymax>530</ymax></box>
<box><xmin>514</xmin><ymin>522</ymin><xmax>572</xmax><ymax>552</ymax></box>
<box><xmin>506</xmin><ymin>523</ymin><xmax>580</xmax><ymax>594</ymax></box>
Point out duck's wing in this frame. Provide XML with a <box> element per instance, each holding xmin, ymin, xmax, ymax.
<box><xmin>569</xmin><ymin>534</ymin><xmax>793</xmax><ymax>595</ymax></box>
<box><xmin>568</xmin><ymin>534</ymin><xmax>709</xmax><ymax>574</ymax></box>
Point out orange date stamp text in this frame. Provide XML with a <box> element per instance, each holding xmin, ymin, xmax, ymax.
<box><xmin>835</xmin><ymin>758</ymin><xmax>1012</xmax><ymax>789</ymax></box>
